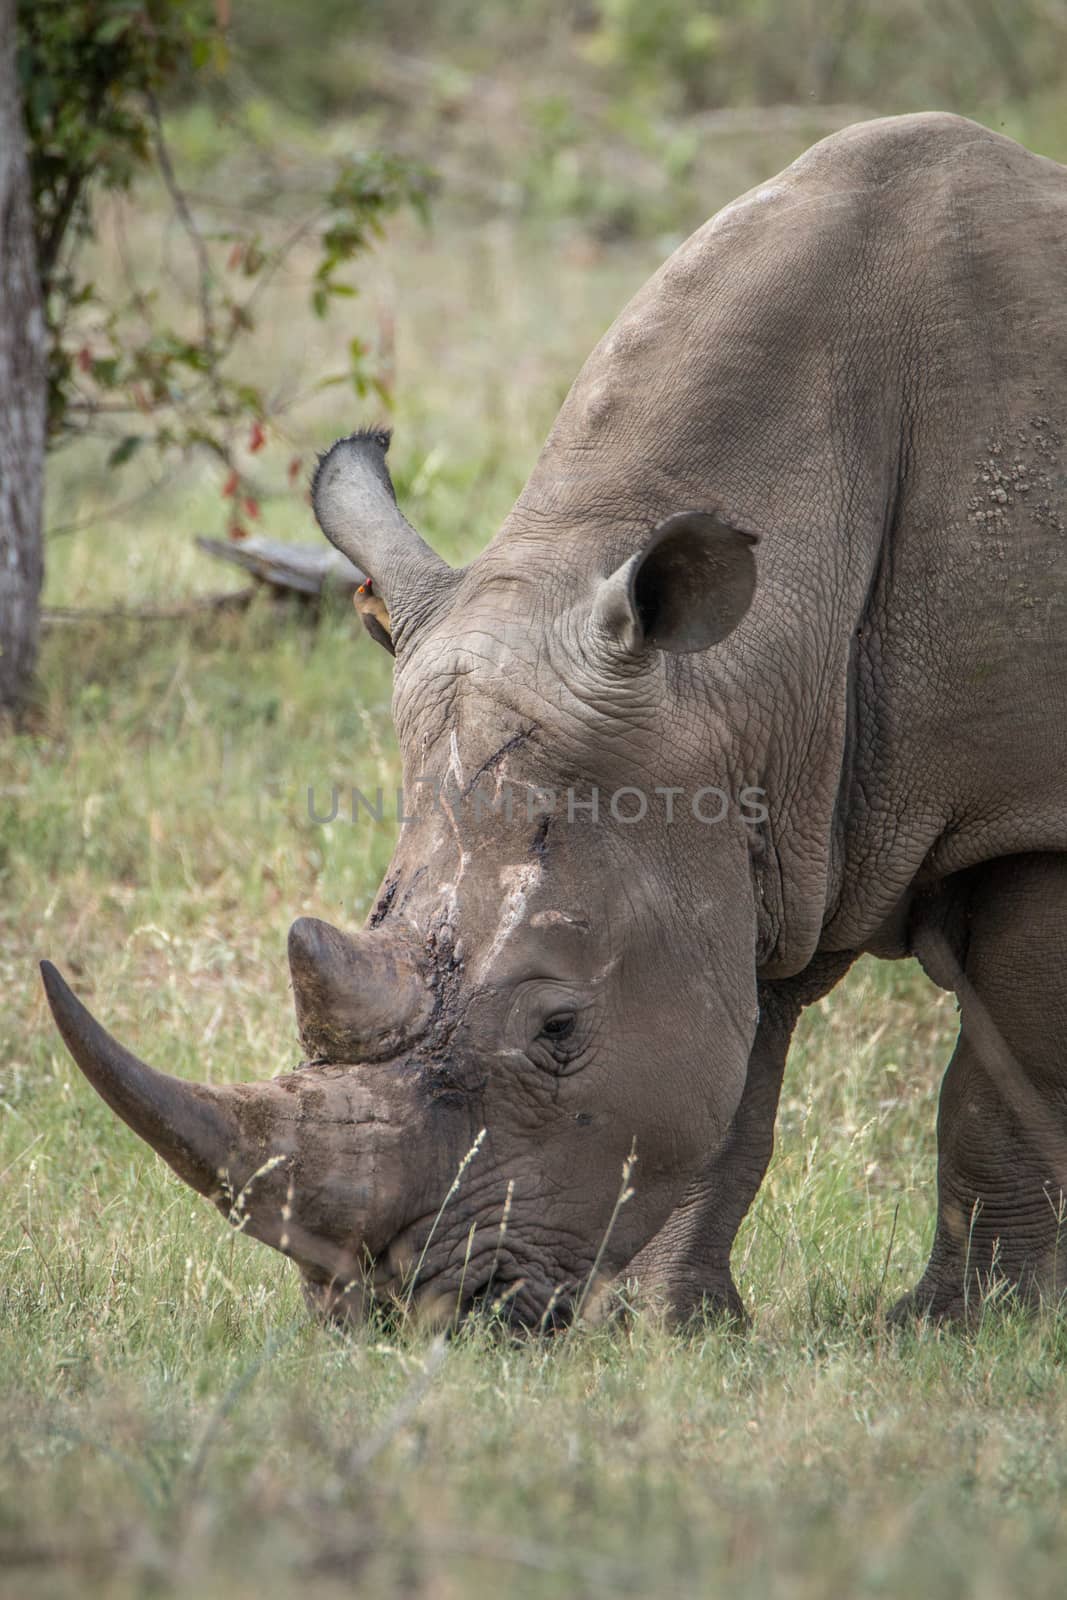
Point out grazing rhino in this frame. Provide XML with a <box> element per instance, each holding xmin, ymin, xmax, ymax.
<box><xmin>43</xmin><ymin>112</ymin><xmax>1067</xmax><ymax>1328</ymax></box>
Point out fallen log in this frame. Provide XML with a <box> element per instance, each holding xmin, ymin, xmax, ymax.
<box><xmin>195</xmin><ymin>535</ymin><xmax>366</xmax><ymax>597</ymax></box>
<box><xmin>41</xmin><ymin>587</ymin><xmax>257</xmax><ymax>626</ymax></box>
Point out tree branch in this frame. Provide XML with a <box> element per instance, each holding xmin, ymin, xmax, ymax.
<box><xmin>147</xmin><ymin>89</ymin><xmax>216</xmax><ymax>359</ymax></box>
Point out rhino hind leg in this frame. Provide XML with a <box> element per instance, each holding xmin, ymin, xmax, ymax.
<box><xmin>629</xmin><ymin>953</ymin><xmax>855</xmax><ymax>1325</ymax></box>
<box><xmin>897</xmin><ymin>853</ymin><xmax>1067</xmax><ymax>1322</ymax></box>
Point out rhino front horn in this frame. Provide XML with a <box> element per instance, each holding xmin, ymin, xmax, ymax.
<box><xmin>40</xmin><ymin>961</ymin><xmax>242</xmax><ymax>1199</ymax></box>
<box><xmin>288</xmin><ymin>918</ymin><xmax>433</xmax><ymax>1062</ymax></box>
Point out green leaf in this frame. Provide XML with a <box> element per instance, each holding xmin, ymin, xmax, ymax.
<box><xmin>91</xmin><ymin>357</ymin><xmax>120</xmax><ymax>387</ymax></box>
<box><xmin>107</xmin><ymin>435</ymin><xmax>142</xmax><ymax>468</ymax></box>
<box><xmin>94</xmin><ymin>16</ymin><xmax>132</xmax><ymax>44</ymax></box>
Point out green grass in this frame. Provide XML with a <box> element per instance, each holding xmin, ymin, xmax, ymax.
<box><xmin>5</xmin><ymin>91</ymin><xmax>1067</xmax><ymax>1600</ymax></box>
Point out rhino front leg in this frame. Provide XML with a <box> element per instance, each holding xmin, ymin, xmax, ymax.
<box><xmin>900</xmin><ymin>854</ymin><xmax>1067</xmax><ymax>1321</ymax></box>
<box><xmin>630</xmin><ymin>954</ymin><xmax>855</xmax><ymax>1324</ymax></box>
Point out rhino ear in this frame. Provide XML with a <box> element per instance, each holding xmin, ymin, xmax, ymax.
<box><xmin>593</xmin><ymin>511</ymin><xmax>758</xmax><ymax>656</ymax></box>
<box><xmin>311</xmin><ymin>429</ymin><xmax>456</xmax><ymax>644</ymax></box>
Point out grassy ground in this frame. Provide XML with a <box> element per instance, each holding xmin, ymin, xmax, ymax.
<box><xmin>4</xmin><ymin>89</ymin><xmax>1067</xmax><ymax>1599</ymax></box>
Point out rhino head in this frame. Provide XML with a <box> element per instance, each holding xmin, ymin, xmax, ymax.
<box><xmin>43</xmin><ymin>429</ymin><xmax>763</xmax><ymax>1330</ymax></box>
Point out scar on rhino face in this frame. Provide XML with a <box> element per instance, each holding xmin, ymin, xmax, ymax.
<box><xmin>530</xmin><ymin>910</ymin><xmax>590</xmax><ymax>932</ymax></box>
<box><xmin>461</xmin><ymin>726</ymin><xmax>540</xmax><ymax>799</ymax></box>
<box><xmin>476</xmin><ymin>862</ymin><xmax>544</xmax><ymax>979</ymax></box>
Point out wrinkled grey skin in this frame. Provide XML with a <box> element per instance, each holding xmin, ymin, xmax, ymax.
<box><xmin>44</xmin><ymin>113</ymin><xmax>1067</xmax><ymax>1328</ymax></box>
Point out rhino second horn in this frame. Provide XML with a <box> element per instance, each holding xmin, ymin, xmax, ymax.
<box><xmin>39</xmin><ymin>961</ymin><xmax>242</xmax><ymax>1199</ymax></box>
<box><xmin>287</xmin><ymin>918</ymin><xmax>433</xmax><ymax>1063</ymax></box>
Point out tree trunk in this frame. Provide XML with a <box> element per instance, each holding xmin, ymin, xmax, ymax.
<box><xmin>0</xmin><ymin>0</ymin><xmax>46</xmax><ymax>721</ymax></box>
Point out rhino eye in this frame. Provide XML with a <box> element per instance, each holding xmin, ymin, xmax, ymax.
<box><xmin>530</xmin><ymin>1008</ymin><xmax>585</xmax><ymax>1074</ymax></box>
<box><xmin>541</xmin><ymin>1014</ymin><xmax>576</xmax><ymax>1043</ymax></box>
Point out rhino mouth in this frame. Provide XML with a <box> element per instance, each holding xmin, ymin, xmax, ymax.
<box><xmin>300</xmin><ymin>1263</ymin><xmax>546</xmax><ymax>1332</ymax></box>
<box><xmin>297</xmin><ymin>1203</ymin><xmax>589</xmax><ymax>1334</ymax></box>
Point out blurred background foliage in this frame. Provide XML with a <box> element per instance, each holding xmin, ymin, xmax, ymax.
<box><xmin>216</xmin><ymin>0</ymin><xmax>1067</xmax><ymax>245</ymax></box>
<box><xmin>231</xmin><ymin>0</ymin><xmax>1067</xmax><ymax>123</ymax></box>
<box><xmin>28</xmin><ymin>0</ymin><xmax>1067</xmax><ymax>589</ymax></box>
